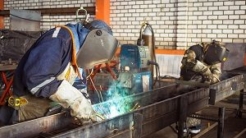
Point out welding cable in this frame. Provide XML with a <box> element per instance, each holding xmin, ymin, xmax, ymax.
<box><xmin>138</xmin><ymin>22</ymin><xmax>147</xmax><ymax>46</ymax></box>
<box><xmin>86</xmin><ymin>69</ymin><xmax>94</xmax><ymax>80</ymax></box>
<box><xmin>99</xmin><ymin>85</ymin><xmax>104</xmax><ymax>102</ymax></box>
<box><xmin>86</xmin><ymin>69</ymin><xmax>104</xmax><ymax>102</ymax></box>
<box><xmin>153</xmin><ymin>65</ymin><xmax>161</xmax><ymax>88</ymax></box>
<box><xmin>147</xmin><ymin>60</ymin><xmax>161</xmax><ymax>87</ymax></box>
<box><xmin>147</xmin><ymin>60</ymin><xmax>159</xmax><ymax>67</ymax></box>
<box><xmin>95</xmin><ymin>113</ymin><xmax>106</xmax><ymax>120</ymax></box>
<box><xmin>88</xmin><ymin>76</ymin><xmax>103</xmax><ymax>102</ymax></box>
<box><xmin>144</xmin><ymin>23</ymin><xmax>160</xmax><ymax>88</ymax></box>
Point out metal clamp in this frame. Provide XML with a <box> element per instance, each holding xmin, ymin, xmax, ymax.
<box><xmin>8</xmin><ymin>96</ymin><xmax>28</xmax><ymax>109</ymax></box>
<box><xmin>76</xmin><ymin>7</ymin><xmax>90</xmax><ymax>23</ymax></box>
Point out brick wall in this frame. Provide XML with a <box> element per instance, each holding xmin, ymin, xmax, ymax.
<box><xmin>3</xmin><ymin>0</ymin><xmax>95</xmax><ymax>30</ymax></box>
<box><xmin>110</xmin><ymin>0</ymin><xmax>246</xmax><ymax>49</ymax></box>
<box><xmin>3</xmin><ymin>0</ymin><xmax>246</xmax><ymax>49</ymax></box>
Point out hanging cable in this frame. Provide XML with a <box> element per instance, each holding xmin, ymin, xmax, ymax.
<box><xmin>142</xmin><ymin>23</ymin><xmax>160</xmax><ymax>87</ymax></box>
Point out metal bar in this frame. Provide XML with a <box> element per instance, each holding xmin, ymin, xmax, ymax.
<box><xmin>0</xmin><ymin>7</ymin><xmax>95</xmax><ymax>17</ymax></box>
<box><xmin>217</xmin><ymin>107</ymin><xmax>225</xmax><ymax>138</ymax></box>
<box><xmin>0</xmin><ymin>84</ymin><xmax>210</xmax><ymax>138</ymax></box>
<box><xmin>178</xmin><ymin>96</ymin><xmax>188</xmax><ymax>138</ymax></box>
<box><xmin>133</xmin><ymin>113</ymin><xmax>143</xmax><ymax>138</ymax></box>
<box><xmin>209</xmin><ymin>89</ymin><xmax>217</xmax><ymax>105</ymax></box>
<box><xmin>238</xmin><ymin>90</ymin><xmax>245</xmax><ymax>118</ymax></box>
<box><xmin>175</xmin><ymin>79</ymin><xmax>209</xmax><ymax>87</ymax></box>
<box><xmin>0</xmin><ymin>112</ymin><xmax>74</xmax><ymax>138</ymax></box>
<box><xmin>141</xmin><ymin>88</ymin><xmax>209</xmax><ymax>137</ymax></box>
<box><xmin>189</xmin><ymin>107</ymin><xmax>227</xmax><ymax>138</ymax></box>
<box><xmin>189</xmin><ymin>114</ymin><xmax>218</xmax><ymax>122</ymax></box>
<box><xmin>52</xmin><ymin>112</ymin><xmax>134</xmax><ymax>138</ymax></box>
<box><xmin>140</xmin><ymin>99</ymin><xmax>179</xmax><ymax>137</ymax></box>
<box><xmin>209</xmin><ymin>74</ymin><xmax>244</xmax><ymax>104</ymax></box>
<box><xmin>54</xmin><ymin>87</ymin><xmax>209</xmax><ymax>138</ymax></box>
<box><xmin>159</xmin><ymin>79</ymin><xmax>209</xmax><ymax>87</ymax></box>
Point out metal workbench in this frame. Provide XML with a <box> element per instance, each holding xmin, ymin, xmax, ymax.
<box><xmin>0</xmin><ymin>74</ymin><xmax>244</xmax><ymax>138</ymax></box>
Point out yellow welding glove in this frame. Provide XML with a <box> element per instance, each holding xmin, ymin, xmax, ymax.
<box><xmin>192</xmin><ymin>60</ymin><xmax>211</xmax><ymax>76</ymax></box>
<box><xmin>210</xmin><ymin>64</ymin><xmax>221</xmax><ymax>84</ymax></box>
<box><xmin>49</xmin><ymin>80</ymin><xmax>103</xmax><ymax>124</ymax></box>
<box><xmin>192</xmin><ymin>60</ymin><xmax>214</xmax><ymax>84</ymax></box>
<box><xmin>181</xmin><ymin>50</ymin><xmax>197</xmax><ymax>69</ymax></box>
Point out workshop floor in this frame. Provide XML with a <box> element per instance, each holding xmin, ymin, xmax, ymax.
<box><xmin>146</xmin><ymin>94</ymin><xmax>246</xmax><ymax>138</ymax></box>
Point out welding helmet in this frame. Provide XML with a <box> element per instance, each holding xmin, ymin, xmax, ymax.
<box><xmin>77</xmin><ymin>20</ymin><xmax>118</xmax><ymax>69</ymax></box>
<box><xmin>203</xmin><ymin>40</ymin><xmax>229</xmax><ymax>65</ymax></box>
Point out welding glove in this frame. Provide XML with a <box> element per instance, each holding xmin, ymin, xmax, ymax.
<box><xmin>49</xmin><ymin>80</ymin><xmax>102</xmax><ymax>124</ymax></box>
<box><xmin>203</xmin><ymin>74</ymin><xmax>220</xmax><ymax>84</ymax></box>
<box><xmin>192</xmin><ymin>60</ymin><xmax>213</xmax><ymax>84</ymax></box>
<box><xmin>186</xmin><ymin>50</ymin><xmax>196</xmax><ymax>63</ymax></box>
<box><xmin>209</xmin><ymin>64</ymin><xmax>221</xmax><ymax>84</ymax></box>
<box><xmin>181</xmin><ymin>50</ymin><xmax>197</xmax><ymax>69</ymax></box>
<box><xmin>80</xmin><ymin>88</ymin><xmax>90</xmax><ymax>100</ymax></box>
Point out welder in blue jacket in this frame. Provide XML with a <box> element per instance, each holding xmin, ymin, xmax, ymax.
<box><xmin>0</xmin><ymin>20</ymin><xmax>118</xmax><ymax>125</ymax></box>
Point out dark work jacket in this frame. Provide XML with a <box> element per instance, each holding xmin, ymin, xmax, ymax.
<box><xmin>13</xmin><ymin>23</ymin><xmax>89</xmax><ymax>98</ymax></box>
<box><xmin>180</xmin><ymin>44</ymin><xmax>205</xmax><ymax>81</ymax></box>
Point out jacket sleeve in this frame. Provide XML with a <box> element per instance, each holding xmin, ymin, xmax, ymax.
<box><xmin>181</xmin><ymin>49</ymin><xmax>197</xmax><ymax>69</ymax></box>
<box><xmin>22</xmin><ymin>30</ymin><xmax>72</xmax><ymax>98</ymax></box>
<box><xmin>209</xmin><ymin>63</ymin><xmax>222</xmax><ymax>83</ymax></box>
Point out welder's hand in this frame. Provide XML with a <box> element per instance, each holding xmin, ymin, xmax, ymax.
<box><xmin>76</xmin><ymin>110</ymin><xmax>105</xmax><ymax>125</ymax></box>
<box><xmin>204</xmin><ymin>76</ymin><xmax>212</xmax><ymax>84</ymax></box>
<box><xmin>204</xmin><ymin>74</ymin><xmax>218</xmax><ymax>84</ymax></box>
<box><xmin>89</xmin><ymin>111</ymin><xmax>106</xmax><ymax>122</ymax></box>
<box><xmin>80</xmin><ymin>88</ymin><xmax>91</xmax><ymax>103</ymax></box>
<box><xmin>181</xmin><ymin>50</ymin><xmax>196</xmax><ymax>69</ymax></box>
<box><xmin>49</xmin><ymin>80</ymin><xmax>101</xmax><ymax>125</ymax></box>
<box><xmin>205</xmin><ymin>74</ymin><xmax>220</xmax><ymax>84</ymax></box>
<box><xmin>186</xmin><ymin>50</ymin><xmax>196</xmax><ymax>63</ymax></box>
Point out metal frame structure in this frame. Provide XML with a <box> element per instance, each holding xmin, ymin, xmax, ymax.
<box><xmin>0</xmin><ymin>74</ymin><xmax>244</xmax><ymax>138</ymax></box>
<box><xmin>225</xmin><ymin>67</ymin><xmax>246</xmax><ymax>118</ymax></box>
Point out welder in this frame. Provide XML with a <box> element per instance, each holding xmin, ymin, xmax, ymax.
<box><xmin>0</xmin><ymin>20</ymin><xmax>118</xmax><ymax>126</ymax></box>
<box><xmin>179</xmin><ymin>40</ymin><xmax>229</xmax><ymax>134</ymax></box>
<box><xmin>180</xmin><ymin>40</ymin><xmax>229</xmax><ymax>84</ymax></box>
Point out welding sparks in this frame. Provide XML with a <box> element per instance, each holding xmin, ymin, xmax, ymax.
<box><xmin>93</xmin><ymin>95</ymin><xmax>134</xmax><ymax>119</ymax></box>
<box><xmin>92</xmin><ymin>80</ymin><xmax>136</xmax><ymax>119</ymax></box>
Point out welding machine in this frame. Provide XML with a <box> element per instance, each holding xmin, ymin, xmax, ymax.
<box><xmin>90</xmin><ymin>44</ymin><xmax>153</xmax><ymax>103</ymax></box>
<box><xmin>117</xmin><ymin>44</ymin><xmax>153</xmax><ymax>94</ymax></box>
<box><xmin>119</xmin><ymin>44</ymin><xmax>151</xmax><ymax>71</ymax></box>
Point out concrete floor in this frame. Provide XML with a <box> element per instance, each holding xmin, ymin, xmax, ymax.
<box><xmin>146</xmin><ymin>94</ymin><xmax>246</xmax><ymax>138</ymax></box>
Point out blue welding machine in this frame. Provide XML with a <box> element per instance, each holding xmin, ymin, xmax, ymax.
<box><xmin>119</xmin><ymin>44</ymin><xmax>151</xmax><ymax>71</ymax></box>
<box><xmin>118</xmin><ymin>44</ymin><xmax>153</xmax><ymax>93</ymax></box>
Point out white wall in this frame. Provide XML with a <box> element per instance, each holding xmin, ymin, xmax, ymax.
<box><xmin>156</xmin><ymin>54</ymin><xmax>183</xmax><ymax>78</ymax></box>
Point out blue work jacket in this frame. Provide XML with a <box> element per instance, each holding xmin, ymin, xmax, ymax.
<box><xmin>13</xmin><ymin>23</ymin><xmax>89</xmax><ymax>98</ymax></box>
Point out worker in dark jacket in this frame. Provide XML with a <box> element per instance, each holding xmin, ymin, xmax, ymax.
<box><xmin>0</xmin><ymin>20</ymin><xmax>118</xmax><ymax>125</ymax></box>
<box><xmin>179</xmin><ymin>40</ymin><xmax>229</xmax><ymax>134</ymax></box>
<box><xmin>180</xmin><ymin>40</ymin><xmax>228</xmax><ymax>84</ymax></box>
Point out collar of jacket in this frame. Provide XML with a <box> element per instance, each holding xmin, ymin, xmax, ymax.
<box><xmin>66</xmin><ymin>23</ymin><xmax>90</xmax><ymax>53</ymax></box>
